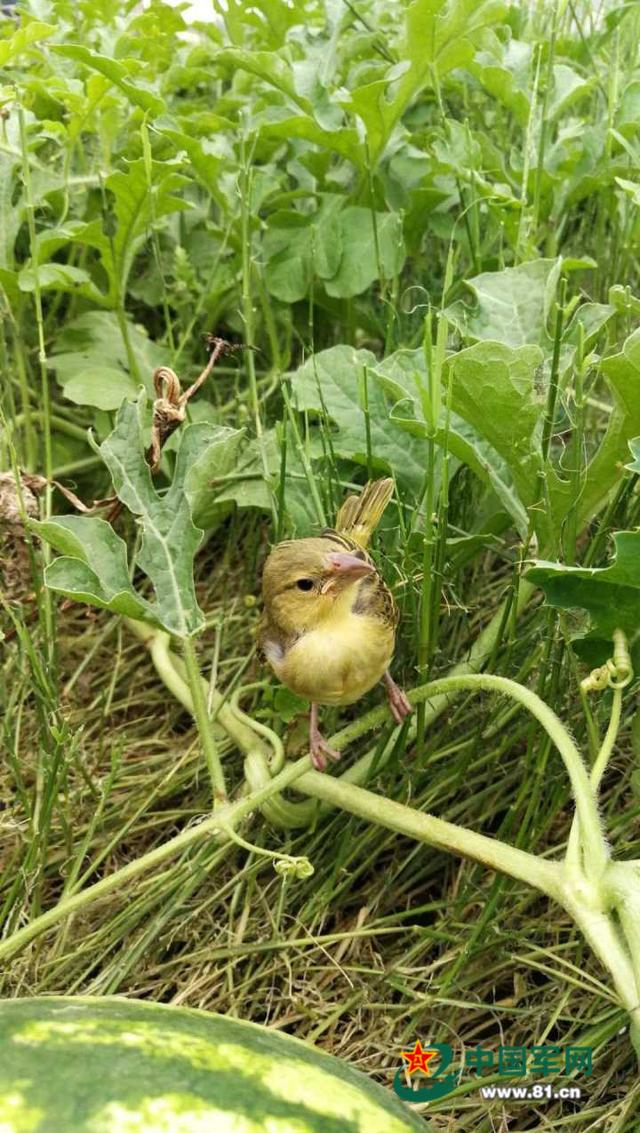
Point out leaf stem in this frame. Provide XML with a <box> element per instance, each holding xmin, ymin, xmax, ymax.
<box><xmin>181</xmin><ymin>636</ymin><xmax>227</xmax><ymax>805</ymax></box>
<box><xmin>566</xmin><ymin>686</ymin><xmax>623</xmax><ymax>870</ymax></box>
<box><xmin>18</xmin><ymin>105</ymin><xmax>55</xmax><ymax>654</ymax></box>
<box><xmin>239</xmin><ymin>139</ymin><xmax>276</xmax><ymax>526</ymax></box>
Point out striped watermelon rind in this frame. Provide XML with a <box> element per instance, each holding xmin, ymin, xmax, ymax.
<box><xmin>0</xmin><ymin>996</ymin><xmax>431</xmax><ymax>1132</ymax></box>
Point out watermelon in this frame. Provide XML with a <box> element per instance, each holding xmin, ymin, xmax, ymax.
<box><xmin>0</xmin><ymin>996</ymin><xmax>430</xmax><ymax>1132</ymax></box>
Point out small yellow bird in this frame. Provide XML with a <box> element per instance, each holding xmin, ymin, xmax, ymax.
<box><xmin>260</xmin><ymin>478</ymin><xmax>412</xmax><ymax>770</ymax></box>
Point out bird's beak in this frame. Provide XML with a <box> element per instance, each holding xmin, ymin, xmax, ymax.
<box><xmin>321</xmin><ymin>552</ymin><xmax>374</xmax><ymax>594</ymax></box>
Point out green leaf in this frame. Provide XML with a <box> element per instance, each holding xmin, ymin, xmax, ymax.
<box><xmin>216</xmin><ymin>47</ymin><xmax>300</xmax><ymax>102</ymax></box>
<box><xmin>615</xmin><ymin>176</ymin><xmax>640</xmax><ymax>208</ymax></box>
<box><xmin>377</xmin><ymin>0</ymin><xmax>506</xmax><ymax>162</ymax></box>
<box><xmin>59</xmin><ymin>366</ymin><xmax>142</xmax><ymax>412</ymax></box>
<box><xmin>97</xmin><ymin>400</ymin><xmax>205</xmax><ymax>636</ymax></box>
<box><xmin>527</xmin><ymin>531</ymin><xmax>640</xmax><ymax>667</ymax></box>
<box><xmin>35</xmin><ymin>397</ymin><xmax>245</xmax><ymax>637</ymax></box>
<box><xmin>289</xmin><ymin>345</ymin><xmax>428</xmax><ymax>495</ymax></box>
<box><xmin>157</xmin><ymin>120</ymin><xmax>228</xmax><ymax>210</ymax></box>
<box><xmin>0</xmin><ymin>21</ymin><xmax>55</xmax><ymax>67</ymax></box>
<box><xmin>48</xmin><ymin>311</ymin><xmax>165</xmax><ymax>411</ymax></box>
<box><xmin>469</xmin><ymin>38</ymin><xmax>532</xmax><ymax>125</ymax></box>
<box><xmin>263</xmin><ymin>199</ymin><xmax>343</xmax><ymax>302</ymax></box>
<box><xmin>18</xmin><ymin>263</ymin><xmax>106</xmax><ymax>305</ymax></box>
<box><xmin>445</xmin><ymin>342</ymin><xmax>583</xmax><ymax>545</ymax></box>
<box><xmin>73</xmin><ymin>159</ymin><xmax>191</xmax><ymax>302</ymax></box>
<box><xmin>51</xmin><ymin>45</ymin><xmax>165</xmax><ymax>114</ymax></box>
<box><xmin>324</xmin><ymin>208</ymin><xmax>405</xmax><ymax>298</ymax></box>
<box><xmin>579</xmin><ymin>328</ymin><xmax>640</xmax><ymax>523</ymax></box>
<box><xmin>182</xmin><ymin>424</ymin><xmax>246</xmax><ymax>530</ymax></box>
<box><xmin>548</xmin><ymin>63</ymin><xmax>591</xmax><ymax>121</ymax></box>
<box><xmin>372</xmin><ymin>348</ymin><xmax>530</xmax><ymax>534</ymax></box>
<box><xmin>261</xmin><ymin>111</ymin><xmax>361</xmax><ymax>163</ymax></box>
<box><xmin>445</xmin><ymin>258</ymin><xmax>562</xmax><ymax>348</ymax></box>
<box><xmin>212</xmin><ymin>430</ymin><xmax>324</xmax><ymax>535</ymax></box>
<box><xmin>0</xmin><ymin>154</ymin><xmax>21</xmax><ymax>270</ymax></box>
<box><xmin>444</xmin><ymin>262</ymin><xmax>615</xmax><ymax>419</ymax></box>
<box><xmin>30</xmin><ymin>515</ymin><xmax>155</xmax><ymax>623</ymax></box>
<box><xmin>221</xmin><ymin>0</ymin><xmax>303</xmax><ymax>48</ymax></box>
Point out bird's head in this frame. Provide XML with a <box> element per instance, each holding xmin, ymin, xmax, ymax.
<box><xmin>262</xmin><ymin>537</ymin><xmax>374</xmax><ymax>634</ymax></box>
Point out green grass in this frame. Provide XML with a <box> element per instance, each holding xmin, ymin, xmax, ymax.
<box><xmin>2</xmin><ymin>0</ymin><xmax>640</xmax><ymax>1128</ymax></box>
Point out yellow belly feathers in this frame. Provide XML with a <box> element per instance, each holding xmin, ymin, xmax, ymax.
<box><xmin>270</xmin><ymin>611</ymin><xmax>394</xmax><ymax>706</ymax></box>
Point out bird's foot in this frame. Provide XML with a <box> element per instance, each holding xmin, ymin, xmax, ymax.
<box><xmin>309</xmin><ymin>704</ymin><xmax>340</xmax><ymax>772</ymax></box>
<box><xmin>310</xmin><ymin>732</ymin><xmax>341</xmax><ymax>772</ymax></box>
<box><xmin>384</xmin><ymin>671</ymin><xmax>413</xmax><ymax>726</ymax></box>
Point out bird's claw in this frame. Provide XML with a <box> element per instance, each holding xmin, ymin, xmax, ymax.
<box><xmin>384</xmin><ymin>673</ymin><xmax>413</xmax><ymax>726</ymax></box>
<box><xmin>310</xmin><ymin>734</ymin><xmax>341</xmax><ymax>772</ymax></box>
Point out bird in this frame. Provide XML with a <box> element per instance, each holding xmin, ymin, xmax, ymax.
<box><xmin>259</xmin><ymin>478</ymin><xmax>412</xmax><ymax>771</ymax></box>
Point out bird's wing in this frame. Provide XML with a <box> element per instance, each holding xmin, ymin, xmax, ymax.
<box><xmin>257</xmin><ymin>611</ymin><xmax>288</xmax><ymax>664</ymax></box>
<box><xmin>334</xmin><ymin>478</ymin><xmax>394</xmax><ymax>549</ymax></box>
<box><xmin>352</xmin><ymin>572</ymin><xmax>399</xmax><ymax>628</ymax></box>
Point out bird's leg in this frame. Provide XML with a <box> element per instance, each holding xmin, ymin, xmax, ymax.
<box><xmin>384</xmin><ymin>670</ymin><xmax>412</xmax><ymax>725</ymax></box>
<box><xmin>309</xmin><ymin>702</ymin><xmax>341</xmax><ymax>772</ymax></box>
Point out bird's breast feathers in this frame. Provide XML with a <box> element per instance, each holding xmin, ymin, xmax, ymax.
<box><xmin>263</xmin><ymin>609</ymin><xmax>394</xmax><ymax>706</ymax></box>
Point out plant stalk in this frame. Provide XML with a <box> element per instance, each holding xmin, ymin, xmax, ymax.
<box><xmin>180</xmin><ymin>636</ymin><xmax>227</xmax><ymax>804</ymax></box>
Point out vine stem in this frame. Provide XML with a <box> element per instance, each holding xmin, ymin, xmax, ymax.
<box><xmin>132</xmin><ymin>620</ymin><xmax>602</xmax><ymax>864</ymax></box>
<box><xmin>417</xmin><ymin>674</ymin><xmax>607</xmax><ymax>879</ymax></box>
<box><xmin>294</xmin><ymin>769</ymin><xmax>562</xmax><ymax>898</ymax></box>
<box><xmin>179</xmin><ymin>636</ymin><xmax>227</xmax><ymax>805</ymax></box>
<box><xmin>18</xmin><ymin>105</ymin><xmax>54</xmax><ymax>653</ymax></box>
<box><xmin>0</xmin><ymin>755</ymin><xmax>315</xmax><ymax>965</ymax></box>
<box><xmin>566</xmin><ymin>687</ymin><xmax>622</xmax><ymax>870</ymax></box>
<box><xmin>0</xmin><ymin>666</ymin><xmax>604</xmax><ymax>965</ymax></box>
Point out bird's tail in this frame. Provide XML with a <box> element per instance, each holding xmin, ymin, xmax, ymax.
<box><xmin>335</xmin><ymin>478</ymin><xmax>394</xmax><ymax>548</ymax></box>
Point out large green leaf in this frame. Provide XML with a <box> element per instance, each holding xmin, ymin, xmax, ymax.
<box><xmin>222</xmin><ymin>0</ymin><xmax>304</xmax><ymax>48</ymax></box>
<box><xmin>579</xmin><ymin>329</ymin><xmax>640</xmax><ymax>524</ymax></box>
<box><xmin>182</xmin><ymin>423</ymin><xmax>246</xmax><ymax>530</ymax></box>
<box><xmin>375</xmin><ymin>0</ymin><xmax>506</xmax><ymax>162</ymax></box>
<box><xmin>468</xmin><ymin>38</ymin><xmax>532</xmax><ymax>124</ymax></box>
<box><xmin>34</xmin><ymin>397</ymin><xmax>245</xmax><ymax>637</ymax></box>
<box><xmin>31</xmin><ymin>515</ymin><xmax>156</xmax><ymax>623</ymax></box>
<box><xmin>18</xmin><ymin>263</ymin><xmax>106</xmax><ymax>305</ymax></box>
<box><xmin>324</xmin><ymin>208</ymin><xmax>406</xmax><ymax>298</ymax></box>
<box><xmin>527</xmin><ymin>531</ymin><xmax>640</xmax><ymax>667</ymax></box>
<box><xmin>48</xmin><ymin>311</ymin><xmax>165</xmax><ymax>410</ymax></box>
<box><xmin>263</xmin><ymin>198</ymin><xmax>343</xmax><ymax>302</ymax></box>
<box><xmin>372</xmin><ymin>347</ymin><xmax>530</xmax><ymax>534</ymax></box>
<box><xmin>444</xmin><ymin>342</ymin><xmax>588</xmax><ymax>545</ymax></box>
<box><xmin>73</xmin><ymin>159</ymin><xmax>191</xmax><ymax>303</ymax></box>
<box><xmin>264</xmin><ymin>204</ymin><xmax>404</xmax><ymax>301</ymax></box>
<box><xmin>445</xmin><ymin>259</ymin><xmax>614</xmax><ymax>363</ymax></box>
<box><xmin>51</xmin><ymin>45</ymin><xmax>165</xmax><ymax>114</ymax></box>
<box><xmin>0</xmin><ymin>20</ymin><xmax>54</xmax><ymax>66</ymax></box>
<box><xmin>156</xmin><ymin>124</ymin><xmax>228</xmax><ymax>210</ymax></box>
<box><xmin>445</xmin><ymin>259</ymin><xmax>562</xmax><ymax>348</ymax></box>
<box><xmin>469</xmin><ymin>41</ymin><xmax>590</xmax><ymax>127</ymax></box>
<box><xmin>289</xmin><ymin>345</ymin><xmax>428</xmax><ymax>495</ymax></box>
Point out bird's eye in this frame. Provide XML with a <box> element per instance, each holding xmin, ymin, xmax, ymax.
<box><xmin>296</xmin><ymin>578</ymin><xmax>314</xmax><ymax>591</ymax></box>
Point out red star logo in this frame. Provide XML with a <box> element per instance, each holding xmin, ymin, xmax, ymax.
<box><xmin>400</xmin><ymin>1040</ymin><xmax>439</xmax><ymax>1076</ymax></box>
